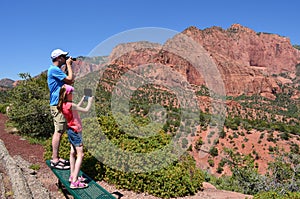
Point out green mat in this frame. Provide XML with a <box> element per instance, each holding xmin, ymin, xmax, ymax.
<box><xmin>46</xmin><ymin>160</ymin><xmax>116</xmax><ymax>199</ymax></box>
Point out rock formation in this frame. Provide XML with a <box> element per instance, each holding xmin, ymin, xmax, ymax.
<box><xmin>106</xmin><ymin>24</ymin><xmax>300</xmax><ymax>99</ymax></box>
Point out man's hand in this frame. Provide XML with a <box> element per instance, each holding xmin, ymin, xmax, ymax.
<box><xmin>64</xmin><ymin>57</ymin><xmax>74</xmax><ymax>83</ymax></box>
<box><xmin>66</xmin><ymin>57</ymin><xmax>73</xmax><ymax>66</ymax></box>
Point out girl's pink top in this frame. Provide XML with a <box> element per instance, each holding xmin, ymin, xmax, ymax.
<box><xmin>62</xmin><ymin>102</ymin><xmax>82</xmax><ymax>132</ymax></box>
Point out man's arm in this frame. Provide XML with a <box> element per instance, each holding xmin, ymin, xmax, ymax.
<box><xmin>63</xmin><ymin>58</ymin><xmax>74</xmax><ymax>84</ymax></box>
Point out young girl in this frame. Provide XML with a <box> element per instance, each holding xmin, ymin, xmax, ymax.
<box><xmin>57</xmin><ymin>84</ymin><xmax>94</xmax><ymax>189</ymax></box>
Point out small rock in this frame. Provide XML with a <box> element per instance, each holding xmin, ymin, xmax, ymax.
<box><xmin>202</xmin><ymin>182</ymin><xmax>217</xmax><ymax>190</ymax></box>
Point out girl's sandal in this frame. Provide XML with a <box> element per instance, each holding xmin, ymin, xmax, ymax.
<box><xmin>69</xmin><ymin>176</ymin><xmax>87</xmax><ymax>182</ymax></box>
<box><xmin>70</xmin><ymin>180</ymin><xmax>88</xmax><ymax>189</ymax></box>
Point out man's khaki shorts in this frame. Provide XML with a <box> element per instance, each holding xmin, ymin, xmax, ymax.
<box><xmin>50</xmin><ymin>106</ymin><xmax>67</xmax><ymax>133</ymax></box>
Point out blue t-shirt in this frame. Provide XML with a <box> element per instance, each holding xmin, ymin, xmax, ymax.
<box><xmin>47</xmin><ymin>65</ymin><xmax>67</xmax><ymax>106</ymax></box>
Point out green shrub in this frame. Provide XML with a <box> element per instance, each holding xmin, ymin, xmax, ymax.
<box><xmin>290</xmin><ymin>143</ymin><xmax>299</xmax><ymax>154</ymax></box>
<box><xmin>102</xmin><ymin>154</ymin><xmax>204</xmax><ymax>198</ymax></box>
<box><xmin>44</xmin><ymin>134</ymin><xmax>204</xmax><ymax>198</ymax></box>
<box><xmin>44</xmin><ymin>133</ymin><xmax>70</xmax><ymax>161</ymax></box>
<box><xmin>219</xmin><ymin>129</ymin><xmax>226</xmax><ymax>138</ymax></box>
<box><xmin>0</xmin><ymin>90</ymin><xmax>10</xmax><ymax>104</ymax></box>
<box><xmin>0</xmin><ymin>103</ymin><xmax>9</xmax><ymax>114</ymax></box>
<box><xmin>44</xmin><ymin>115</ymin><xmax>205</xmax><ymax>198</ymax></box>
<box><xmin>209</xmin><ymin>146</ymin><xmax>218</xmax><ymax>157</ymax></box>
<box><xmin>216</xmin><ymin>165</ymin><xmax>224</xmax><ymax>174</ymax></box>
<box><xmin>208</xmin><ymin>158</ymin><xmax>214</xmax><ymax>167</ymax></box>
<box><xmin>279</xmin><ymin>131</ymin><xmax>290</xmax><ymax>140</ymax></box>
<box><xmin>211</xmin><ymin>148</ymin><xmax>300</xmax><ymax>196</ymax></box>
<box><xmin>194</xmin><ymin>138</ymin><xmax>203</xmax><ymax>150</ymax></box>
<box><xmin>29</xmin><ymin>164</ymin><xmax>40</xmax><ymax>171</ymax></box>
<box><xmin>7</xmin><ymin>73</ymin><xmax>53</xmax><ymax>137</ymax></box>
<box><xmin>296</xmin><ymin>63</ymin><xmax>300</xmax><ymax>77</ymax></box>
<box><xmin>293</xmin><ymin>45</ymin><xmax>300</xmax><ymax>50</ymax></box>
<box><xmin>254</xmin><ymin>191</ymin><xmax>300</xmax><ymax>199</ymax></box>
<box><xmin>91</xmin><ymin>114</ymin><xmax>204</xmax><ymax>198</ymax></box>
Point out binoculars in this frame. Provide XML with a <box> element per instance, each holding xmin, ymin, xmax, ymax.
<box><xmin>66</xmin><ymin>56</ymin><xmax>77</xmax><ymax>61</ymax></box>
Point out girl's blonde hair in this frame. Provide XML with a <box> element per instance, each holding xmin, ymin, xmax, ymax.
<box><xmin>57</xmin><ymin>86</ymin><xmax>67</xmax><ymax>112</ymax></box>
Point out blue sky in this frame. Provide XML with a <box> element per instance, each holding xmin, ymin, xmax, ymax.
<box><xmin>0</xmin><ymin>0</ymin><xmax>299</xmax><ymax>80</ymax></box>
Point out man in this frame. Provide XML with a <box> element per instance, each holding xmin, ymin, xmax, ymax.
<box><xmin>48</xmin><ymin>49</ymin><xmax>74</xmax><ymax>169</ymax></box>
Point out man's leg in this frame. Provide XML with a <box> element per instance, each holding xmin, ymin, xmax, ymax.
<box><xmin>50</xmin><ymin>106</ymin><xmax>68</xmax><ymax>164</ymax></box>
<box><xmin>52</xmin><ymin>132</ymin><xmax>62</xmax><ymax>162</ymax></box>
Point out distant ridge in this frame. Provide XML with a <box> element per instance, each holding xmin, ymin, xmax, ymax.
<box><xmin>0</xmin><ymin>78</ymin><xmax>14</xmax><ymax>88</ymax></box>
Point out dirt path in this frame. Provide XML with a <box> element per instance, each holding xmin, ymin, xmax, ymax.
<box><xmin>0</xmin><ymin>114</ymin><xmax>45</xmax><ymax>166</ymax></box>
<box><xmin>0</xmin><ymin>114</ymin><xmax>65</xmax><ymax>198</ymax></box>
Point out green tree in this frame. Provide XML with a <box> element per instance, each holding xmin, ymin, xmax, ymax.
<box><xmin>223</xmin><ymin>148</ymin><xmax>264</xmax><ymax>195</ymax></box>
<box><xmin>209</xmin><ymin>146</ymin><xmax>219</xmax><ymax>157</ymax></box>
<box><xmin>7</xmin><ymin>73</ymin><xmax>53</xmax><ymax>137</ymax></box>
<box><xmin>296</xmin><ymin>63</ymin><xmax>300</xmax><ymax>77</ymax></box>
<box><xmin>293</xmin><ymin>45</ymin><xmax>300</xmax><ymax>50</ymax></box>
<box><xmin>266</xmin><ymin>151</ymin><xmax>300</xmax><ymax>193</ymax></box>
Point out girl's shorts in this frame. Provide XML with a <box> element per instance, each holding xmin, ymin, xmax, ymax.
<box><xmin>67</xmin><ymin>128</ymin><xmax>83</xmax><ymax>147</ymax></box>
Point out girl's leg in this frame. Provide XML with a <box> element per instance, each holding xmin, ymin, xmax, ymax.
<box><xmin>71</xmin><ymin>144</ymin><xmax>84</xmax><ymax>182</ymax></box>
<box><xmin>70</xmin><ymin>144</ymin><xmax>76</xmax><ymax>179</ymax></box>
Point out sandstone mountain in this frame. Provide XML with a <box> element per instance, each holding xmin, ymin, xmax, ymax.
<box><xmin>107</xmin><ymin>24</ymin><xmax>300</xmax><ymax>100</ymax></box>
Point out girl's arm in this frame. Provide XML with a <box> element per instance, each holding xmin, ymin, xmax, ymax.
<box><xmin>72</xmin><ymin>96</ymin><xmax>94</xmax><ymax>113</ymax></box>
<box><xmin>77</xmin><ymin>96</ymin><xmax>85</xmax><ymax>107</ymax></box>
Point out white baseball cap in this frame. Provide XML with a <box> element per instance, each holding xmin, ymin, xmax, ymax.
<box><xmin>51</xmin><ymin>49</ymin><xmax>69</xmax><ymax>59</ymax></box>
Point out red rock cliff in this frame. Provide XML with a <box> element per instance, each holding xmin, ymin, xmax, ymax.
<box><xmin>107</xmin><ymin>24</ymin><xmax>300</xmax><ymax>98</ymax></box>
